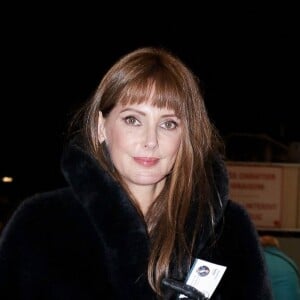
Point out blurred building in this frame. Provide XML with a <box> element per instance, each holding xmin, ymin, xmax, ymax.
<box><xmin>224</xmin><ymin>133</ymin><xmax>300</xmax><ymax>163</ymax></box>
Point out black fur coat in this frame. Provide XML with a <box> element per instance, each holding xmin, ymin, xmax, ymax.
<box><xmin>0</xmin><ymin>139</ymin><xmax>272</xmax><ymax>299</ymax></box>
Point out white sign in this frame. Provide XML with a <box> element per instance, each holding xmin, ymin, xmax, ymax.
<box><xmin>227</xmin><ymin>164</ymin><xmax>283</xmax><ymax>228</ymax></box>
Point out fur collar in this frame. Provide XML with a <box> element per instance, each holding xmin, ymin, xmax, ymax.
<box><xmin>61</xmin><ymin>138</ymin><xmax>150</xmax><ymax>283</ymax></box>
<box><xmin>60</xmin><ymin>137</ymin><xmax>229</xmax><ymax>273</ymax></box>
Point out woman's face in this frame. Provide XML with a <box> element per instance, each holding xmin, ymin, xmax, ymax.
<box><xmin>99</xmin><ymin>101</ymin><xmax>182</xmax><ymax>190</ymax></box>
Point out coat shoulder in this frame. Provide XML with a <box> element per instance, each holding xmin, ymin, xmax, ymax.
<box><xmin>225</xmin><ymin>200</ymin><xmax>257</xmax><ymax>231</ymax></box>
<box><xmin>0</xmin><ymin>187</ymin><xmax>80</xmax><ymax>243</ymax></box>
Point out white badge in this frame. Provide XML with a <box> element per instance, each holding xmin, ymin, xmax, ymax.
<box><xmin>179</xmin><ymin>258</ymin><xmax>227</xmax><ymax>299</ymax></box>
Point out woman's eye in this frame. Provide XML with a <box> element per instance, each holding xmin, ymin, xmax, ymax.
<box><xmin>123</xmin><ymin>116</ymin><xmax>140</xmax><ymax>126</ymax></box>
<box><xmin>162</xmin><ymin>120</ymin><xmax>178</xmax><ymax>130</ymax></box>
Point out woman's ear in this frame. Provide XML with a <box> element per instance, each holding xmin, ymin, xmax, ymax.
<box><xmin>98</xmin><ymin>111</ymin><xmax>106</xmax><ymax>143</ymax></box>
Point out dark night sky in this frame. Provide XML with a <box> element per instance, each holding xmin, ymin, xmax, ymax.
<box><xmin>1</xmin><ymin>4</ymin><xmax>299</xmax><ymax>198</ymax></box>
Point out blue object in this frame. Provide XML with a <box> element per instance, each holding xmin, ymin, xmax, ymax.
<box><xmin>263</xmin><ymin>246</ymin><xmax>300</xmax><ymax>300</ymax></box>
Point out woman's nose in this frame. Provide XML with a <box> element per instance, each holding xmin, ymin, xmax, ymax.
<box><xmin>144</xmin><ymin>127</ymin><xmax>158</xmax><ymax>149</ymax></box>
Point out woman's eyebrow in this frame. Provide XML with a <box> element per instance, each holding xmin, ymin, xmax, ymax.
<box><xmin>120</xmin><ymin>108</ymin><xmax>146</xmax><ymax>116</ymax></box>
<box><xmin>120</xmin><ymin>108</ymin><xmax>180</xmax><ymax>119</ymax></box>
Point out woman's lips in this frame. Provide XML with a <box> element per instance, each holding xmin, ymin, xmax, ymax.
<box><xmin>133</xmin><ymin>157</ymin><xmax>159</xmax><ymax>167</ymax></box>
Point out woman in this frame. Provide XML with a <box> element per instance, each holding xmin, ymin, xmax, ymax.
<box><xmin>0</xmin><ymin>47</ymin><xmax>272</xmax><ymax>299</ymax></box>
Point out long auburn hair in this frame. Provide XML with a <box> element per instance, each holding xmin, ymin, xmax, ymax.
<box><xmin>69</xmin><ymin>47</ymin><xmax>223</xmax><ymax>296</ymax></box>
